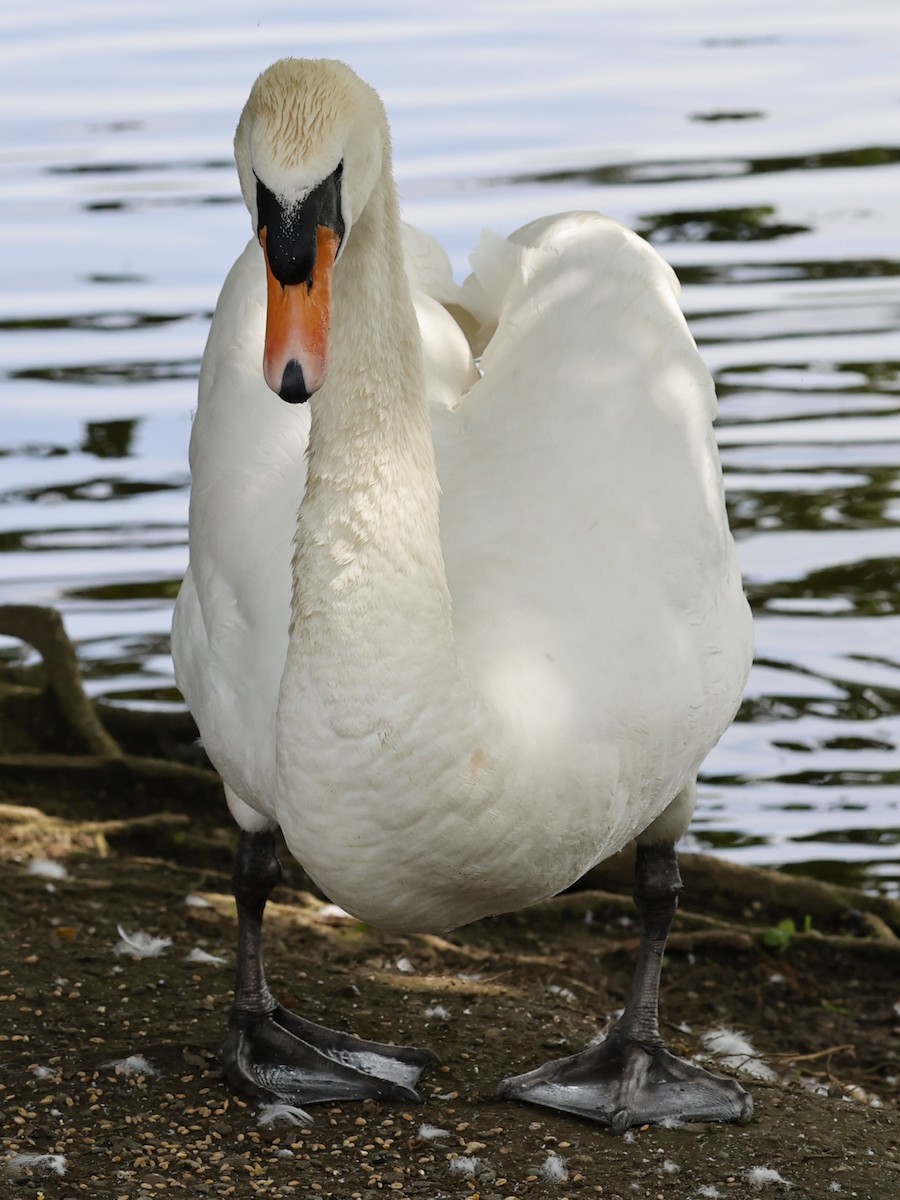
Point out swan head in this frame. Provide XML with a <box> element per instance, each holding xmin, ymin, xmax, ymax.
<box><xmin>234</xmin><ymin>58</ymin><xmax>387</xmax><ymax>402</ymax></box>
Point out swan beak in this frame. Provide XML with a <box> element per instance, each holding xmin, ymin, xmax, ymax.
<box><xmin>262</xmin><ymin>225</ymin><xmax>340</xmax><ymax>404</ymax></box>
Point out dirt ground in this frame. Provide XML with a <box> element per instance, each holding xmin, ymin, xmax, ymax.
<box><xmin>0</xmin><ymin>612</ymin><xmax>898</xmax><ymax>1200</ymax></box>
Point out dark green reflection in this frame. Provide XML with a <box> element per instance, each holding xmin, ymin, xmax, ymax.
<box><xmin>672</xmin><ymin>258</ymin><xmax>900</xmax><ymax>286</ymax></box>
<box><xmin>87</xmin><ymin>273</ymin><xmax>143</xmax><ymax>284</ymax></box>
<box><xmin>690</xmin><ymin>111</ymin><xmax>765</xmax><ymax>123</ymax></box>
<box><xmin>718</xmin><ymin>360</ymin><xmax>900</xmax><ymax>394</ymax></box>
<box><xmin>779</xmin><ymin>858</ymin><xmax>898</xmax><ymax>893</ymax></box>
<box><xmin>747</xmin><ymin>558</ymin><xmax>900</xmax><ymax>617</ymax></box>
<box><xmin>736</xmin><ymin>678</ymin><xmax>895</xmax><ymax>726</ymax></box>
<box><xmin>705</xmin><ymin>766</ymin><xmax>899</xmax><ymax>787</ymax></box>
<box><xmin>50</xmin><ymin>158</ymin><xmax>232</xmax><ymax>176</ymax></box>
<box><xmin>747</xmin><ymin>145</ymin><xmax>900</xmax><ymax>175</ymax></box>
<box><xmin>104</xmin><ymin>685</ymin><xmax>185</xmax><ymax>705</ymax></box>
<box><xmin>83</xmin><ymin>419</ymin><xmax>137</xmax><ymax>458</ymax></box>
<box><xmin>87</xmin><ymin>196</ymin><xmax>238</xmax><ymax>213</ymax></box>
<box><xmin>692</xmin><ymin>830</ymin><xmax>770</xmax><ymax>849</ymax></box>
<box><xmin>0</xmin><ymin>311</ymin><xmax>188</xmax><ymax>333</ymax></box>
<box><xmin>511</xmin><ymin>144</ymin><xmax>900</xmax><ymax>189</ymax></box>
<box><xmin>792</xmin><ymin>827</ymin><xmax>900</xmax><ymax>846</ymax></box>
<box><xmin>725</xmin><ymin>469</ymin><xmax>899</xmax><ymax>536</ymax></box>
<box><xmin>823</xmin><ymin>735</ymin><xmax>896</xmax><ymax>751</ymax></box>
<box><xmin>13</xmin><ymin>358</ymin><xmax>199</xmax><ymax>384</ymax></box>
<box><xmin>3</xmin><ymin>477</ymin><xmax>184</xmax><ymax>506</ymax></box>
<box><xmin>640</xmin><ymin>206</ymin><xmax>810</xmax><ymax>243</ymax></box>
<box><xmin>78</xmin><ymin>633</ymin><xmax>173</xmax><ymax>682</ymax></box>
<box><xmin>67</xmin><ymin>579</ymin><xmax>182</xmax><ymax>602</ymax></box>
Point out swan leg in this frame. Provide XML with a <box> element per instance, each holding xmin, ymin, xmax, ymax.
<box><xmin>220</xmin><ymin>830</ymin><xmax>437</xmax><ymax>1106</ymax></box>
<box><xmin>498</xmin><ymin>841</ymin><xmax>753</xmax><ymax>1131</ymax></box>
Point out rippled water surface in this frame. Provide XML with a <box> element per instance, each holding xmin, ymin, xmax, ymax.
<box><xmin>2</xmin><ymin>1</ymin><xmax>898</xmax><ymax>892</ymax></box>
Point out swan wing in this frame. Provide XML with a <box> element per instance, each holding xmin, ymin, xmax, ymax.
<box><xmin>172</xmin><ymin>239</ymin><xmax>310</xmax><ymax>812</ymax></box>
<box><xmin>435</xmin><ymin>213</ymin><xmax>752</xmax><ymax>798</ymax></box>
<box><xmin>401</xmin><ymin>221</ymin><xmax>463</xmax><ymax>306</ymax></box>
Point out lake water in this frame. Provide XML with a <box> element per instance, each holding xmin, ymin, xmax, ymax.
<box><xmin>2</xmin><ymin>1</ymin><xmax>898</xmax><ymax>894</ymax></box>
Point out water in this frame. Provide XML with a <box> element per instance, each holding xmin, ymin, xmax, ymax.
<box><xmin>2</xmin><ymin>1</ymin><xmax>898</xmax><ymax>894</ymax></box>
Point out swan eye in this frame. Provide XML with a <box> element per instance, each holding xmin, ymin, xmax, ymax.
<box><xmin>334</xmin><ymin>160</ymin><xmax>344</xmax><ymax>181</ymax></box>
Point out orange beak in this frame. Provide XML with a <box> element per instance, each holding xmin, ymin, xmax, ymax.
<box><xmin>262</xmin><ymin>225</ymin><xmax>340</xmax><ymax>402</ymax></box>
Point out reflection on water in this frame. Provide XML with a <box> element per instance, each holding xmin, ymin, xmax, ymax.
<box><xmin>1</xmin><ymin>1</ymin><xmax>898</xmax><ymax>893</ymax></box>
<box><xmin>520</xmin><ymin>144</ymin><xmax>900</xmax><ymax>189</ymax></box>
<box><xmin>641</xmin><ymin>207</ymin><xmax>812</xmax><ymax>243</ymax></box>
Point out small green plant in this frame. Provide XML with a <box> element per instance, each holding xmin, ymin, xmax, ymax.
<box><xmin>762</xmin><ymin>914</ymin><xmax>813</xmax><ymax>949</ymax></box>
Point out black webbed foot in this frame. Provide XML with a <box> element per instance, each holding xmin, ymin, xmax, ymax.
<box><xmin>221</xmin><ymin>1003</ymin><xmax>437</xmax><ymax>1106</ymax></box>
<box><xmin>499</xmin><ymin>1029</ymin><xmax>753</xmax><ymax>1132</ymax></box>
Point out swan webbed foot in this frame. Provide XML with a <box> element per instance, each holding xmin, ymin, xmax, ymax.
<box><xmin>221</xmin><ymin>1002</ymin><xmax>437</xmax><ymax>1106</ymax></box>
<box><xmin>499</xmin><ymin>838</ymin><xmax>751</xmax><ymax>1131</ymax></box>
<box><xmin>498</xmin><ymin>1029</ymin><xmax>753</xmax><ymax>1131</ymax></box>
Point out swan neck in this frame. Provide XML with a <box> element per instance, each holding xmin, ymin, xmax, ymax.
<box><xmin>293</xmin><ymin>167</ymin><xmax>451</xmax><ymax>640</ymax></box>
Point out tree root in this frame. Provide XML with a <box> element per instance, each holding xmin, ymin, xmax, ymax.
<box><xmin>0</xmin><ymin>604</ymin><xmax>122</xmax><ymax>757</ymax></box>
<box><xmin>0</xmin><ymin>604</ymin><xmax>223</xmax><ymax>813</ymax></box>
<box><xmin>582</xmin><ymin>845</ymin><xmax>900</xmax><ymax>939</ymax></box>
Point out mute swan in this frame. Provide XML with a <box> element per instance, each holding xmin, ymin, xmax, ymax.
<box><xmin>172</xmin><ymin>57</ymin><xmax>754</xmax><ymax>1130</ymax></box>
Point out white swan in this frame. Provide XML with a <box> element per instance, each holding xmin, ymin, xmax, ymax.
<box><xmin>172</xmin><ymin>58</ymin><xmax>754</xmax><ymax>1129</ymax></box>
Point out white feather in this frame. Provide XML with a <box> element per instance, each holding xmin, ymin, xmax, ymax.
<box><xmin>105</xmin><ymin>1055</ymin><xmax>158</xmax><ymax>1076</ymax></box>
<box><xmin>5</xmin><ymin>1154</ymin><xmax>67</xmax><ymax>1177</ymax></box>
<box><xmin>27</xmin><ymin>858</ymin><xmax>68</xmax><ymax>880</ymax></box>
<box><xmin>185</xmin><ymin>947</ymin><xmax>227</xmax><ymax>965</ymax></box>
<box><xmin>701</xmin><ymin>1027</ymin><xmax>777</xmax><ymax>1082</ymax></box>
<box><xmin>417</xmin><ymin>1123</ymin><xmax>450</xmax><ymax>1140</ymax></box>
<box><xmin>449</xmin><ymin>1156</ymin><xmax>481</xmax><ymax>1175</ymax></box>
<box><xmin>540</xmin><ymin>1151</ymin><xmax>568</xmax><ymax>1182</ymax></box>
<box><xmin>257</xmin><ymin>1103</ymin><xmax>313</xmax><ymax>1128</ymax></box>
<box><xmin>747</xmin><ymin>1166</ymin><xmax>790</xmax><ymax>1188</ymax></box>
<box><xmin>114</xmin><ymin>926</ymin><xmax>172</xmax><ymax>959</ymax></box>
